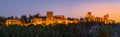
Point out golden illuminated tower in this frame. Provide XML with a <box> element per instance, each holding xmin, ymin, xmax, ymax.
<box><xmin>86</xmin><ymin>12</ymin><xmax>92</xmax><ymax>18</ymax></box>
<box><xmin>85</xmin><ymin>12</ymin><xmax>92</xmax><ymax>21</ymax></box>
<box><xmin>46</xmin><ymin>11</ymin><xmax>54</xmax><ymax>25</ymax></box>
<box><xmin>103</xmin><ymin>14</ymin><xmax>109</xmax><ymax>20</ymax></box>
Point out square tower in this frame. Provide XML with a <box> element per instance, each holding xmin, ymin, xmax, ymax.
<box><xmin>46</xmin><ymin>11</ymin><xmax>54</xmax><ymax>25</ymax></box>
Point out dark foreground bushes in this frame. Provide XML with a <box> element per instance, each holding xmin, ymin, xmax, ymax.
<box><xmin>0</xmin><ymin>23</ymin><xmax>119</xmax><ymax>37</ymax></box>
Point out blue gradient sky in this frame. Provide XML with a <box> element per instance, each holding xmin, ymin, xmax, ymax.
<box><xmin>0</xmin><ymin>0</ymin><xmax>120</xmax><ymax>22</ymax></box>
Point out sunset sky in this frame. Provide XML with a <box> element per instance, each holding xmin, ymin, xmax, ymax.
<box><xmin>0</xmin><ymin>0</ymin><xmax>120</xmax><ymax>22</ymax></box>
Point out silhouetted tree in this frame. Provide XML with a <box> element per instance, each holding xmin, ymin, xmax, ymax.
<box><xmin>21</xmin><ymin>15</ymin><xmax>28</xmax><ymax>24</ymax></box>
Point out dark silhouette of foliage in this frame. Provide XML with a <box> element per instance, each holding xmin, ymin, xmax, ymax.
<box><xmin>0</xmin><ymin>22</ymin><xmax>119</xmax><ymax>37</ymax></box>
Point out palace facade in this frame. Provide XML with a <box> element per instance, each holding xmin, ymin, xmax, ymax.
<box><xmin>85</xmin><ymin>12</ymin><xmax>114</xmax><ymax>24</ymax></box>
<box><xmin>5</xmin><ymin>11</ymin><xmax>79</xmax><ymax>26</ymax></box>
<box><xmin>5</xmin><ymin>11</ymin><xmax>114</xmax><ymax>26</ymax></box>
<box><xmin>30</xmin><ymin>11</ymin><xmax>78</xmax><ymax>26</ymax></box>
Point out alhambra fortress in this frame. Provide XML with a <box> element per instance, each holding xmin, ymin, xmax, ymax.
<box><xmin>5</xmin><ymin>11</ymin><xmax>114</xmax><ymax>26</ymax></box>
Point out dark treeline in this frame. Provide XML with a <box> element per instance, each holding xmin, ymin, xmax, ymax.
<box><xmin>0</xmin><ymin>22</ymin><xmax>120</xmax><ymax>37</ymax></box>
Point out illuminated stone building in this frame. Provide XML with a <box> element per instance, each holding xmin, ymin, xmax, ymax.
<box><xmin>85</xmin><ymin>12</ymin><xmax>114</xmax><ymax>24</ymax></box>
<box><xmin>85</xmin><ymin>12</ymin><xmax>93</xmax><ymax>21</ymax></box>
<box><xmin>46</xmin><ymin>11</ymin><xmax>54</xmax><ymax>25</ymax></box>
<box><xmin>103</xmin><ymin>14</ymin><xmax>109</xmax><ymax>20</ymax></box>
<box><xmin>31</xmin><ymin>18</ymin><xmax>44</xmax><ymax>26</ymax></box>
<box><xmin>53</xmin><ymin>15</ymin><xmax>66</xmax><ymax>24</ymax></box>
<box><xmin>4</xmin><ymin>11</ymin><xmax>116</xmax><ymax>26</ymax></box>
<box><xmin>30</xmin><ymin>11</ymin><xmax>79</xmax><ymax>26</ymax></box>
<box><xmin>5</xmin><ymin>18</ymin><xmax>22</xmax><ymax>26</ymax></box>
<box><xmin>86</xmin><ymin>12</ymin><xmax>92</xmax><ymax>18</ymax></box>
